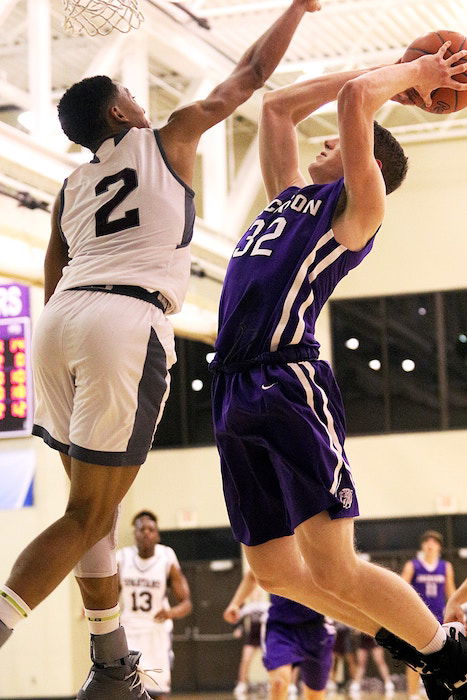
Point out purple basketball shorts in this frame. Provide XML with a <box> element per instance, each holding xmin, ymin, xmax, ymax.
<box><xmin>263</xmin><ymin>619</ymin><xmax>334</xmax><ymax>690</ymax></box>
<box><xmin>212</xmin><ymin>359</ymin><xmax>359</xmax><ymax>546</ymax></box>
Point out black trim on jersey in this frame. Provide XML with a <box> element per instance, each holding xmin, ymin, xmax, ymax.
<box><xmin>57</xmin><ymin>179</ymin><xmax>68</xmax><ymax>245</ymax></box>
<box><xmin>32</xmin><ymin>424</ymin><xmax>69</xmax><ymax>455</ymax></box>
<box><xmin>114</xmin><ymin>128</ymin><xmax>130</xmax><ymax>147</ymax></box>
<box><xmin>153</xmin><ymin>129</ymin><xmax>195</xmax><ymax>197</ymax></box>
<box><xmin>176</xmin><ymin>190</ymin><xmax>195</xmax><ymax>249</ymax></box>
<box><xmin>90</xmin><ymin>154</ymin><xmax>100</xmax><ymax>163</ymax></box>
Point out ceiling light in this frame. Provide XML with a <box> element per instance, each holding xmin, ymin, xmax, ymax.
<box><xmin>401</xmin><ymin>359</ymin><xmax>415</xmax><ymax>372</ymax></box>
<box><xmin>368</xmin><ymin>359</ymin><xmax>381</xmax><ymax>371</ymax></box>
<box><xmin>191</xmin><ymin>379</ymin><xmax>203</xmax><ymax>392</ymax></box>
<box><xmin>345</xmin><ymin>337</ymin><xmax>359</xmax><ymax>350</ymax></box>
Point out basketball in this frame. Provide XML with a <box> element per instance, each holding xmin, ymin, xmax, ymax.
<box><xmin>401</xmin><ymin>30</ymin><xmax>467</xmax><ymax>113</ymax></box>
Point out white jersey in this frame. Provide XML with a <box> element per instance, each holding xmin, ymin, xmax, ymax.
<box><xmin>55</xmin><ymin>127</ymin><xmax>195</xmax><ymax>314</ymax></box>
<box><xmin>117</xmin><ymin>544</ymin><xmax>179</xmax><ymax>632</ymax></box>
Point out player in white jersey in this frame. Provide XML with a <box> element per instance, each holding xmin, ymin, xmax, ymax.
<box><xmin>0</xmin><ymin>2</ymin><xmax>323</xmax><ymax>697</ymax></box>
<box><xmin>118</xmin><ymin>511</ymin><xmax>191</xmax><ymax>697</ymax></box>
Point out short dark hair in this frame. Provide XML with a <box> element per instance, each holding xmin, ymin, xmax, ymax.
<box><xmin>373</xmin><ymin>121</ymin><xmax>408</xmax><ymax>195</ymax></box>
<box><xmin>132</xmin><ymin>510</ymin><xmax>158</xmax><ymax>527</ymax></box>
<box><xmin>420</xmin><ymin>530</ymin><xmax>443</xmax><ymax>547</ymax></box>
<box><xmin>57</xmin><ymin>75</ymin><xmax>118</xmax><ymax>150</ymax></box>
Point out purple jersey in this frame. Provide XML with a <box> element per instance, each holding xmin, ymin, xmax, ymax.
<box><xmin>411</xmin><ymin>557</ymin><xmax>447</xmax><ymax>622</ymax></box>
<box><xmin>214</xmin><ymin>179</ymin><xmax>374</xmax><ymax>366</ymax></box>
<box><xmin>268</xmin><ymin>594</ymin><xmax>324</xmax><ymax>625</ymax></box>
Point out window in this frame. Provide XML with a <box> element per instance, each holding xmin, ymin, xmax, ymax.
<box><xmin>152</xmin><ymin>338</ymin><xmax>215</xmax><ymax>448</ymax></box>
<box><xmin>331</xmin><ymin>289</ymin><xmax>467</xmax><ymax>435</ymax></box>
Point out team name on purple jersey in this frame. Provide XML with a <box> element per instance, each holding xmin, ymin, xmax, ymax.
<box><xmin>214</xmin><ymin>179</ymin><xmax>375</xmax><ymax>366</ymax></box>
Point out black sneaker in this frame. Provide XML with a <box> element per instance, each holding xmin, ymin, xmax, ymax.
<box><xmin>422</xmin><ymin>625</ymin><xmax>467</xmax><ymax>700</ymax></box>
<box><xmin>375</xmin><ymin>627</ymin><xmax>451</xmax><ymax>700</ymax></box>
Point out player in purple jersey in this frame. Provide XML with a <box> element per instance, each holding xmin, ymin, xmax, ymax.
<box><xmin>211</xmin><ymin>34</ymin><xmax>467</xmax><ymax>700</ymax></box>
<box><xmin>401</xmin><ymin>531</ymin><xmax>456</xmax><ymax>700</ymax></box>
<box><xmin>0</xmin><ymin>2</ymin><xmax>323</xmax><ymax>698</ymax></box>
<box><xmin>224</xmin><ymin>569</ymin><xmax>334</xmax><ymax>700</ymax></box>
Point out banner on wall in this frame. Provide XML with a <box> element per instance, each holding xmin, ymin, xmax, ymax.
<box><xmin>0</xmin><ymin>449</ymin><xmax>35</xmax><ymax>508</ymax></box>
<box><xmin>0</xmin><ymin>283</ymin><xmax>33</xmax><ymax>438</ymax></box>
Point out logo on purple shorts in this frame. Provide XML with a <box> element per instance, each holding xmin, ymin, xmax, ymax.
<box><xmin>338</xmin><ymin>488</ymin><xmax>353</xmax><ymax>509</ymax></box>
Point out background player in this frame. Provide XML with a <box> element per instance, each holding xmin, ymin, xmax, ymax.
<box><xmin>211</xmin><ymin>39</ymin><xmax>467</xmax><ymax>700</ymax></box>
<box><xmin>0</xmin><ymin>2</ymin><xmax>322</xmax><ymax>697</ymax></box>
<box><xmin>118</xmin><ymin>511</ymin><xmax>191</xmax><ymax>698</ymax></box>
<box><xmin>224</xmin><ymin>583</ymin><xmax>269</xmax><ymax>699</ymax></box>
<box><xmin>326</xmin><ymin>623</ymin><xmax>357</xmax><ymax>696</ymax></box>
<box><xmin>224</xmin><ymin>569</ymin><xmax>335</xmax><ymax>700</ymax></box>
<box><xmin>401</xmin><ymin>531</ymin><xmax>456</xmax><ymax>700</ymax></box>
<box><xmin>348</xmin><ymin>633</ymin><xmax>394</xmax><ymax>700</ymax></box>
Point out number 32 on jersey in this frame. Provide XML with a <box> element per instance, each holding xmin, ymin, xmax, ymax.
<box><xmin>232</xmin><ymin>216</ymin><xmax>286</xmax><ymax>258</ymax></box>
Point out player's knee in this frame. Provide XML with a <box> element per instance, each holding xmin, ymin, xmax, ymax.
<box><xmin>65</xmin><ymin>501</ymin><xmax>115</xmax><ymax>547</ymax></box>
<box><xmin>269</xmin><ymin>672</ymin><xmax>290</xmax><ymax>695</ymax></box>
<box><xmin>310</xmin><ymin>561</ymin><xmax>358</xmax><ymax>600</ymax></box>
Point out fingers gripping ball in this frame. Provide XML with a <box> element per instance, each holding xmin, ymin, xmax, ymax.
<box><xmin>401</xmin><ymin>30</ymin><xmax>467</xmax><ymax>113</ymax></box>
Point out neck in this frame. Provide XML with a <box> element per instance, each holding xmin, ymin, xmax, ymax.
<box><xmin>137</xmin><ymin>546</ymin><xmax>155</xmax><ymax>559</ymax></box>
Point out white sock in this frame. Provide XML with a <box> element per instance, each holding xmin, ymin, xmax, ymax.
<box><xmin>0</xmin><ymin>585</ymin><xmax>31</xmax><ymax>630</ymax></box>
<box><xmin>418</xmin><ymin>623</ymin><xmax>447</xmax><ymax>655</ymax></box>
<box><xmin>85</xmin><ymin>604</ymin><xmax>120</xmax><ymax>635</ymax></box>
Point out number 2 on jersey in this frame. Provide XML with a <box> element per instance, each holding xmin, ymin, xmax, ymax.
<box><xmin>95</xmin><ymin>168</ymin><xmax>140</xmax><ymax>237</ymax></box>
<box><xmin>232</xmin><ymin>217</ymin><xmax>287</xmax><ymax>258</ymax></box>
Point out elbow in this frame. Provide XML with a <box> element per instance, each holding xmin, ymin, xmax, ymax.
<box><xmin>337</xmin><ymin>79</ymin><xmax>368</xmax><ymax>112</ymax></box>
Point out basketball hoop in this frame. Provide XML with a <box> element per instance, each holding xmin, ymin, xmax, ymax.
<box><xmin>62</xmin><ymin>0</ymin><xmax>144</xmax><ymax>37</ymax></box>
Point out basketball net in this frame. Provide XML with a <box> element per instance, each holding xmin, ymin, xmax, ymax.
<box><xmin>62</xmin><ymin>0</ymin><xmax>144</xmax><ymax>36</ymax></box>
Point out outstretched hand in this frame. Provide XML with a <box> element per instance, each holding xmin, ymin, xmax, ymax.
<box><xmin>295</xmin><ymin>0</ymin><xmax>321</xmax><ymax>12</ymax></box>
<box><xmin>412</xmin><ymin>41</ymin><xmax>467</xmax><ymax>109</ymax></box>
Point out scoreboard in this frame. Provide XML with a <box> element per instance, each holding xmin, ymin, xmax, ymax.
<box><xmin>0</xmin><ymin>284</ymin><xmax>32</xmax><ymax>438</ymax></box>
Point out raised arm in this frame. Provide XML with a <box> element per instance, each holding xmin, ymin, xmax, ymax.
<box><xmin>259</xmin><ymin>68</ymin><xmax>373</xmax><ymax>200</ymax></box>
<box><xmin>223</xmin><ymin>568</ymin><xmax>257</xmax><ymax>624</ymax></box>
<box><xmin>44</xmin><ymin>194</ymin><xmax>69</xmax><ymax>304</ymax></box>
<box><xmin>158</xmin><ymin>0</ymin><xmax>321</xmax><ymax>186</ymax></box>
<box><xmin>333</xmin><ymin>41</ymin><xmax>467</xmax><ymax>250</ymax></box>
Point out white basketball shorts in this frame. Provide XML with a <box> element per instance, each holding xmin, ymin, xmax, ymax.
<box><xmin>124</xmin><ymin>624</ymin><xmax>173</xmax><ymax>693</ymax></box>
<box><xmin>32</xmin><ymin>289</ymin><xmax>175</xmax><ymax>466</ymax></box>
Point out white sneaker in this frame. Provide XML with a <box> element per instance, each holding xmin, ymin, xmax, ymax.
<box><xmin>288</xmin><ymin>684</ymin><xmax>298</xmax><ymax>699</ymax></box>
<box><xmin>348</xmin><ymin>681</ymin><xmax>361</xmax><ymax>700</ymax></box>
<box><xmin>384</xmin><ymin>680</ymin><xmax>395</xmax><ymax>698</ymax></box>
<box><xmin>234</xmin><ymin>681</ymin><xmax>248</xmax><ymax>699</ymax></box>
<box><xmin>327</xmin><ymin>679</ymin><xmax>338</xmax><ymax>694</ymax></box>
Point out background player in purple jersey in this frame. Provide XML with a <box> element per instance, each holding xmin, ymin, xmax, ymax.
<box><xmin>0</xmin><ymin>2</ymin><xmax>323</xmax><ymax>698</ymax></box>
<box><xmin>211</xmin><ymin>36</ymin><xmax>467</xmax><ymax>700</ymax></box>
<box><xmin>401</xmin><ymin>531</ymin><xmax>456</xmax><ymax>700</ymax></box>
<box><xmin>224</xmin><ymin>569</ymin><xmax>335</xmax><ymax>700</ymax></box>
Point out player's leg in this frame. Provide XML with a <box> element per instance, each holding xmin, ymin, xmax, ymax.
<box><xmin>349</xmin><ymin>648</ymin><xmax>365</xmax><ymax>700</ymax></box>
<box><xmin>406</xmin><ymin>666</ymin><xmax>422</xmax><ymax>700</ymax></box>
<box><xmin>239</xmin><ymin>644</ymin><xmax>257</xmax><ymax>682</ymax></box>
<box><xmin>244</xmin><ymin>536</ymin><xmax>381</xmax><ymax>635</ymax></box>
<box><xmin>303</xmin><ymin>688</ymin><xmax>325</xmax><ymax>700</ymax></box>
<box><xmin>295</xmin><ymin>512</ymin><xmax>440</xmax><ymax>650</ymax></box>
<box><xmin>269</xmin><ymin>665</ymin><xmax>293</xmax><ymax>700</ymax></box>
<box><xmin>372</xmin><ymin>645</ymin><xmax>392</xmax><ymax>683</ymax></box>
<box><xmin>2</xmin><ymin>458</ymin><xmax>139</xmax><ymax>611</ymax></box>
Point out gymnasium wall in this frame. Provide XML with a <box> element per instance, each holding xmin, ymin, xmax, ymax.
<box><xmin>0</xmin><ymin>135</ymin><xmax>466</xmax><ymax>697</ymax></box>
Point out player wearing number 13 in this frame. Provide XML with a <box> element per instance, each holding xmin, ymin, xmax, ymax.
<box><xmin>0</xmin><ymin>2</ymin><xmax>323</xmax><ymax>697</ymax></box>
<box><xmin>211</xmin><ymin>38</ymin><xmax>467</xmax><ymax>700</ymax></box>
<box><xmin>118</xmin><ymin>512</ymin><xmax>192</xmax><ymax>698</ymax></box>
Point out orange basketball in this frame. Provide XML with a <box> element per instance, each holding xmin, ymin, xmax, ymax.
<box><xmin>401</xmin><ymin>30</ymin><xmax>467</xmax><ymax>113</ymax></box>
